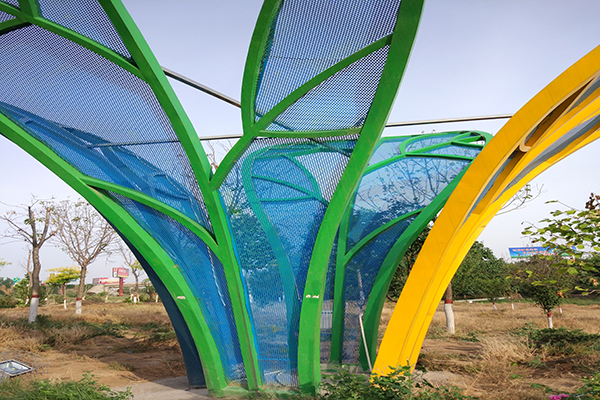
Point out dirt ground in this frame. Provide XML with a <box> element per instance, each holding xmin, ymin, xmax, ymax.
<box><xmin>0</xmin><ymin>302</ymin><xmax>186</xmax><ymax>389</ymax></box>
<box><xmin>1</xmin><ymin>299</ymin><xmax>599</xmax><ymax>399</ymax></box>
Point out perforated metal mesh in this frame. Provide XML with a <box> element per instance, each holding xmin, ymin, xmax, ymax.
<box><xmin>404</xmin><ymin>133</ymin><xmax>462</xmax><ymax>152</ymax></box>
<box><xmin>367</xmin><ymin>138</ymin><xmax>407</xmax><ymax>166</ymax></box>
<box><xmin>0</xmin><ymin>10</ymin><xmax>14</xmax><ymax>21</ymax></box>
<box><xmin>219</xmin><ymin>136</ymin><xmax>357</xmax><ymax>386</ymax></box>
<box><xmin>341</xmin><ymin>218</ymin><xmax>414</xmax><ymax>363</ymax></box>
<box><xmin>0</xmin><ymin>1</ymin><xmax>18</xmax><ymax>8</ymax></box>
<box><xmin>38</xmin><ymin>0</ymin><xmax>131</xmax><ymax>58</ymax></box>
<box><xmin>0</xmin><ymin>25</ymin><xmax>211</xmax><ymax>231</ymax></box>
<box><xmin>108</xmin><ymin>193</ymin><xmax>246</xmax><ymax>385</ymax></box>
<box><xmin>330</xmin><ymin>133</ymin><xmax>487</xmax><ymax>364</ymax></box>
<box><xmin>256</xmin><ymin>0</ymin><xmax>401</xmax><ymax>130</ymax></box>
<box><xmin>347</xmin><ymin>157</ymin><xmax>470</xmax><ymax>249</ymax></box>
<box><xmin>265</xmin><ymin>46</ymin><xmax>390</xmax><ymax>132</ymax></box>
<box><xmin>427</xmin><ymin>146</ymin><xmax>482</xmax><ymax>157</ymax></box>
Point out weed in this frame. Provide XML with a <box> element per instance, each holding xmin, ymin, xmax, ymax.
<box><xmin>527</xmin><ymin>356</ymin><xmax>547</xmax><ymax>369</ymax></box>
<box><xmin>298</xmin><ymin>366</ymin><xmax>478</xmax><ymax>399</ymax></box>
<box><xmin>0</xmin><ymin>373</ymin><xmax>132</xmax><ymax>400</ymax></box>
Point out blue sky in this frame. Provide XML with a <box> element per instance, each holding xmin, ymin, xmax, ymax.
<box><xmin>1</xmin><ymin>1</ymin><xmax>600</xmax><ymax>279</ymax></box>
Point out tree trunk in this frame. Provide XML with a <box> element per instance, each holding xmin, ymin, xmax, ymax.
<box><xmin>133</xmin><ymin>273</ymin><xmax>139</xmax><ymax>304</ymax></box>
<box><xmin>62</xmin><ymin>284</ymin><xmax>67</xmax><ymax>309</ymax></box>
<box><xmin>492</xmin><ymin>302</ymin><xmax>498</xmax><ymax>311</ymax></box>
<box><xmin>547</xmin><ymin>312</ymin><xmax>553</xmax><ymax>329</ymax></box>
<box><xmin>28</xmin><ymin>246</ymin><xmax>41</xmax><ymax>323</ymax></box>
<box><xmin>26</xmin><ymin>250</ymin><xmax>32</xmax><ymax>295</ymax></box>
<box><xmin>443</xmin><ymin>283</ymin><xmax>455</xmax><ymax>335</ymax></box>
<box><xmin>75</xmin><ymin>265</ymin><xmax>88</xmax><ymax>315</ymax></box>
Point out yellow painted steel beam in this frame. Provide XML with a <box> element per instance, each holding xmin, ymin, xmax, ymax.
<box><xmin>374</xmin><ymin>44</ymin><xmax>600</xmax><ymax>375</ymax></box>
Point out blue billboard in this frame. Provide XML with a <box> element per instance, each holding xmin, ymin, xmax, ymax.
<box><xmin>508</xmin><ymin>247</ymin><xmax>555</xmax><ymax>258</ymax></box>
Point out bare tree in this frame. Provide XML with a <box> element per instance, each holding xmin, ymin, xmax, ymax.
<box><xmin>497</xmin><ymin>184</ymin><xmax>544</xmax><ymax>215</ymax></box>
<box><xmin>51</xmin><ymin>200</ymin><xmax>116</xmax><ymax>315</ymax></box>
<box><xmin>1</xmin><ymin>201</ymin><xmax>55</xmax><ymax>322</ymax></box>
<box><xmin>118</xmin><ymin>241</ymin><xmax>144</xmax><ymax>303</ymax></box>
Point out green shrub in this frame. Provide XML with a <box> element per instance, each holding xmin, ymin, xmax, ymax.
<box><xmin>573</xmin><ymin>372</ymin><xmax>600</xmax><ymax>399</ymax></box>
<box><xmin>138</xmin><ymin>293</ymin><xmax>151</xmax><ymax>302</ymax></box>
<box><xmin>0</xmin><ymin>295</ymin><xmax>17</xmax><ymax>308</ymax></box>
<box><xmin>517</xmin><ymin>324</ymin><xmax>600</xmax><ymax>356</ymax></box>
<box><xmin>0</xmin><ymin>373</ymin><xmax>132</xmax><ymax>400</ymax></box>
<box><xmin>85</xmin><ymin>294</ymin><xmax>106</xmax><ymax>304</ymax></box>
<box><xmin>293</xmin><ymin>366</ymin><xmax>478</xmax><ymax>400</ymax></box>
<box><xmin>531</xmin><ymin>285</ymin><xmax>563</xmax><ymax>314</ymax></box>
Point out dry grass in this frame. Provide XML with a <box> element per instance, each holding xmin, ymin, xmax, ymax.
<box><xmin>1</xmin><ymin>298</ymin><xmax>599</xmax><ymax>398</ymax></box>
<box><xmin>378</xmin><ymin>299</ymin><xmax>600</xmax><ymax>399</ymax></box>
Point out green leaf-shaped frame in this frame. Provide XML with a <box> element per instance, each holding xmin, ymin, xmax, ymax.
<box><xmin>0</xmin><ymin>0</ymin><xmax>437</xmax><ymax>395</ymax></box>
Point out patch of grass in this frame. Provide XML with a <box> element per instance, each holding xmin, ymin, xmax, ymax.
<box><xmin>527</xmin><ymin>356</ymin><xmax>547</xmax><ymax>369</ymax></box>
<box><xmin>148</xmin><ymin>330</ymin><xmax>177</xmax><ymax>343</ymax></box>
<box><xmin>107</xmin><ymin>361</ymin><xmax>136</xmax><ymax>372</ymax></box>
<box><xmin>457</xmin><ymin>331</ymin><xmax>480</xmax><ymax>342</ymax></box>
<box><xmin>426</xmin><ymin>326</ymin><xmax>449</xmax><ymax>340</ymax></box>
<box><xmin>0</xmin><ymin>373</ymin><xmax>132</xmax><ymax>400</ymax></box>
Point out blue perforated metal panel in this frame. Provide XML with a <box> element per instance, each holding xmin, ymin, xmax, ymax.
<box><xmin>0</xmin><ymin>25</ymin><xmax>211</xmax><ymax>231</ymax></box>
<box><xmin>366</xmin><ymin>138</ymin><xmax>407</xmax><ymax>166</ymax></box>
<box><xmin>38</xmin><ymin>0</ymin><xmax>131</xmax><ymax>58</ymax></box>
<box><xmin>341</xmin><ymin>218</ymin><xmax>414</xmax><ymax>364</ymax></box>
<box><xmin>256</xmin><ymin>0</ymin><xmax>401</xmax><ymax>130</ymax></box>
<box><xmin>330</xmin><ymin>133</ymin><xmax>487</xmax><ymax>365</ymax></box>
<box><xmin>0</xmin><ymin>0</ymin><xmax>18</xmax><ymax>8</ymax></box>
<box><xmin>427</xmin><ymin>146</ymin><xmax>483</xmax><ymax>157</ymax></box>
<box><xmin>348</xmin><ymin>157</ymin><xmax>470</xmax><ymax>249</ymax></box>
<box><xmin>265</xmin><ymin>46</ymin><xmax>390</xmax><ymax>131</ymax></box>
<box><xmin>220</xmin><ymin>136</ymin><xmax>356</xmax><ymax>386</ymax></box>
<box><xmin>0</xmin><ymin>10</ymin><xmax>14</xmax><ymax>21</ymax></box>
<box><xmin>109</xmin><ymin>193</ymin><xmax>246</xmax><ymax>385</ymax></box>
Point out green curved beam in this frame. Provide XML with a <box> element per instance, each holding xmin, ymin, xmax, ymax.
<box><xmin>298</xmin><ymin>0</ymin><xmax>425</xmax><ymax>392</ymax></box>
<box><xmin>0</xmin><ymin>113</ymin><xmax>229</xmax><ymax>394</ymax></box>
<box><xmin>82</xmin><ymin>177</ymin><xmax>220</xmax><ymax>257</ymax></box>
<box><xmin>102</xmin><ymin>1</ymin><xmax>262</xmax><ymax>389</ymax></box>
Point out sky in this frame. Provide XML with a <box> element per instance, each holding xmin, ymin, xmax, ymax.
<box><xmin>1</xmin><ymin>1</ymin><xmax>600</xmax><ymax>280</ymax></box>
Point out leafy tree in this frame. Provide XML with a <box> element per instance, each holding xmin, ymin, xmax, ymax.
<box><xmin>51</xmin><ymin>200</ymin><xmax>116</xmax><ymax>315</ymax></box>
<box><xmin>452</xmin><ymin>241</ymin><xmax>508</xmax><ymax>299</ymax></box>
<box><xmin>477</xmin><ymin>277</ymin><xmax>510</xmax><ymax>311</ymax></box>
<box><xmin>45</xmin><ymin>266</ymin><xmax>80</xmax><ymax>309</ymax></box>
<box><xmin>509</xmin><ymin>256</ymin><xmax>576</xmax><ymax>328</ymax></box>
<box><xmin>387</xmin><ymin>225</ymin><xmax>430</xmax><ymax>301</ymax></box>
<box><xmin>0</xmin><ymin>277</ymin><xmax>12</xmax><ymax>290</ymax></box>
<box><xmin>1</xmin><ymin>201</ymin><xmax>55</xmax><ymax>322</ymax></box>
<box><xmin>521</xmin><ymin>193</ymin><xmax>600</xmax><ymax>289</ymax></box>
<box><xmin>13</xmin><ymin>276</ymin><xmax>29</xmax><ymax>302</ymax></box>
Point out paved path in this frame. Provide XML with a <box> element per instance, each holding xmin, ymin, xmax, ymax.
<box><xmin>114</xmin><ymin>376</ymin><xmax>213</xmax><ymax>400</ymax></box>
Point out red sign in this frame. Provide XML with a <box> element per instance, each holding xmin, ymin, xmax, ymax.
<box><xmin>112</xmin><ymin>267</ymin><xmax>129</xmax><ymax>278</ymax></box>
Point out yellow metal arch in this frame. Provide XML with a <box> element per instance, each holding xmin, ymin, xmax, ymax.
<box><xmin>374</xmin><ymin>44</ymin><xmax>600</xmax><ymax>375</ymax></box>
